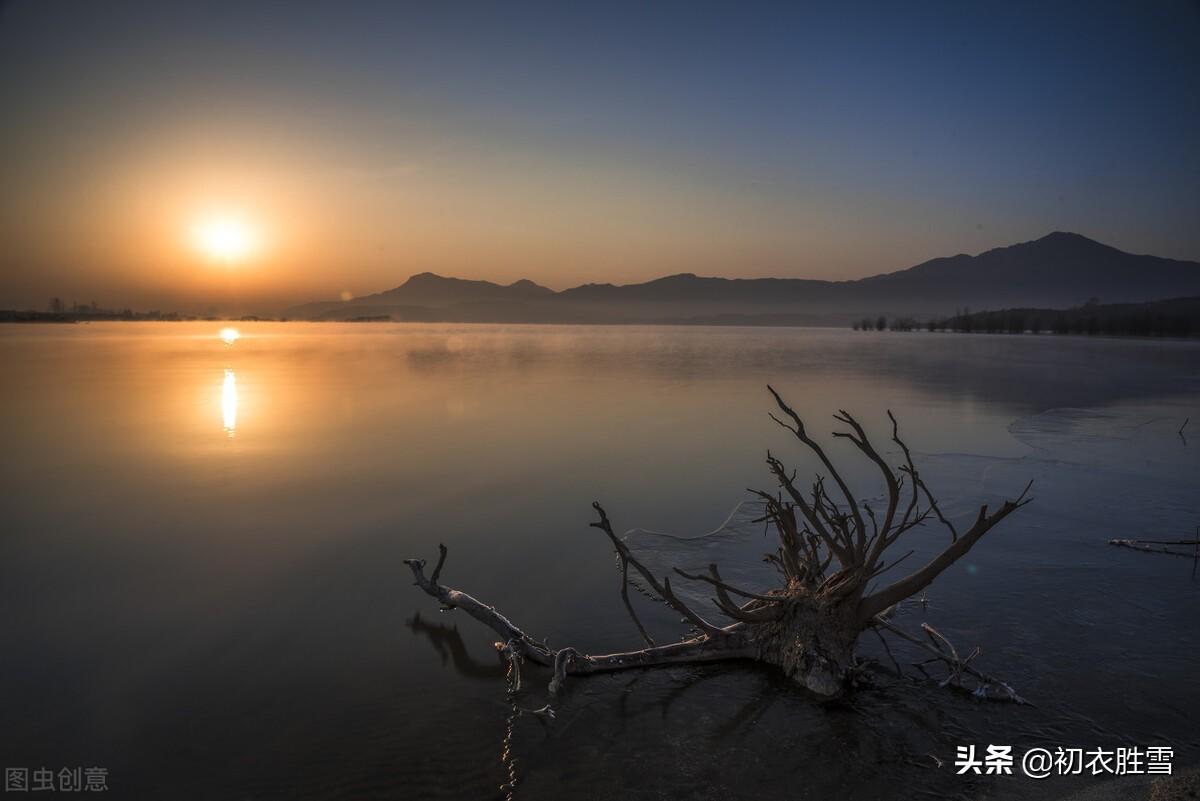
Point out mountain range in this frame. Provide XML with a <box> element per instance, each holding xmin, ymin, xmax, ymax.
<box><xmin>285</xmin><ymin>232</ymin><xmax>1200</xmax><ymax>325</ymax></box>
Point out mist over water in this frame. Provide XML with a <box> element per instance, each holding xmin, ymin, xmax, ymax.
<box><xmin>2</xmin><ymin>322</ymin><xmax>1198</xmax><ymax>799</ymax></box>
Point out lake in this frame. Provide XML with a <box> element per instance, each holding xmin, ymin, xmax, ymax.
<box><xmin>2</xmin><ymin>322</ymin><xmax>1198</xmax><ymax>800</ymax></box>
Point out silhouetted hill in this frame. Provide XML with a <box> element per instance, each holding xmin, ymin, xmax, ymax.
<box><xmin>284</xmin><ymin>233</ymin><xmax>1200</xmax><ymax>324</ymax></box>
<box><xmin>846</xmin><ymin>232</ymin><xmax>1200</xmax><ymax>308</ymax></box>
<box><xmin>371</xmin><ymin>273</ymin><xmax>554</xmax><ymax>305</ymax></box>
<box><xmin>287</xmin><ymin>273</ymin><xmax>554</xmax><ymax>320</ymax></box>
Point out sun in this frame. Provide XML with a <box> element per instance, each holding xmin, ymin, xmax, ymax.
<box><xmin>193</xmin><ymin>216</ymin><xmax>257</xmax><ymax>263</ymax></box>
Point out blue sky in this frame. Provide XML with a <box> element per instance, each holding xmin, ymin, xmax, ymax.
<box><xmin>1</xmin><ymin>0</ymin><xmax>1197</xmax><ymax>309</ymax></box>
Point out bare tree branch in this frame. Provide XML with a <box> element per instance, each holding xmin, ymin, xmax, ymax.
<box><xmin>857</xmin><ymin>482</ymin><xmax>1033</xmax><ymax>624</ymax></box>
<box><xmin>589</xmin><ymin>501</ymin><xmax>728</xmax><ymax>638</ymax></box>
<box><xmin>832</xmin><ymin>409</ymin><xmax>899</xmax><ymax>551</ymax></box>
<box><xmin>619</xmin><ymin>555</ymin><xmax>656</xmax><ymax>647</ymax></box>
<box><xmin>673</xmin><ymin>563</ymin><xmax>782</xmax><ymax>603</ymax></box>
<box><xmin>767</xmin><ymin>385</ymin><xmax>868</xmax><ymax>553</ymax></box>
<box><xmin>702</xmin><ymin>564</ymin><xmax>786</xmax><ymax>623</ymax></box>
<box><xmin>405</xmin><ymin>547</ymin><xmax>755</xmax><ymax>697</ymax></box>
<box><xmin>872</xmin><ymin>617</ymin><xmax>1028</xmax><ymax>704</ymax></box>
<box><xmin>430</xmin><ymin>542</ymin><xmax>448</xmax><ymax>585</ymax></box>
<box><xmin>404</xmin><ymin>550</ymin><xmax>554</xmax><ymax>665</ymax></box>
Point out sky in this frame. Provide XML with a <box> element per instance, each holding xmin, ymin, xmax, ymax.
<box><xmin>1</xmin><ymin>0</ymin><xmax>1198</xmax><ymax>313</ymax></box>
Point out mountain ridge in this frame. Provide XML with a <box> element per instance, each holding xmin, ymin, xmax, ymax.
<box><xmin>285</xmin><ymin>233</ymin><xmax>1200</xmax><ymax>324</ymax></box>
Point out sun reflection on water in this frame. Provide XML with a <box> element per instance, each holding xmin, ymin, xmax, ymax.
<box><xmin>222</xmin><ymin>369</ymin><xmax>238</xmax><ymax>437</ymax></box>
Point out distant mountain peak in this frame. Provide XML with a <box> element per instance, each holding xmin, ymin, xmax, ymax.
<box><xmin>355</xmin><ymin>271</ymin><xmax>554</xmax><ymax>306</ymax></box>
<box><xmin>1039</xmin><ymin>230</ymin><xmax>1089</xmax><ymax>241</ymax></box>
<box><xmin>403</xmin><ymin>271</ymin><xmax>455</xmax><ymax>284</ymax></box>
<box><xmin>1027</xmin><ymin>231</ymin><xmax>1112</xmax><ymax>250</ymax></box>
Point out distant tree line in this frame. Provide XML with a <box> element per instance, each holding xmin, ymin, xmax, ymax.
<box><xmin>0</xmin><ymin>298</ymin><xmax>193</xmax><ymax>323</ymax></box>
<box><xmin>853</xmin><ymin>297</ymin><xmax>1199</xmax><ymax>338</ymax></box>
<box><xmin>1</xmin><ymin>308</ymin><xmax>187</xmax><ymax>323</ymax></box>
<box><xmin>852</xmin><ymin>315</ymin><xmax>922</xmax><ymax>332</ymax></box>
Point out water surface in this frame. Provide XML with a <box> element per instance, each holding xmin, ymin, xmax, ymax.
<box><xmin>2</xmin><ymin>323</ymin><xmax>1198</xmax><ymax>799</ymax></box>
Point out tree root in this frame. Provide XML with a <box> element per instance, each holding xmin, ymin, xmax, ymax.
<box><xmin>404</xmin><ymin>388</ymin><xmax>1034</xmax><ymax>701</ymax></box>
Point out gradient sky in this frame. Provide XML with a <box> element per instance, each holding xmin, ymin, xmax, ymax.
<box><xmin>2</xmin><ymin>0</ymin><xmax>1198</xmax><ymax>313</ymax></box>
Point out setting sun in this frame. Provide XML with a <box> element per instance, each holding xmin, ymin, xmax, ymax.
<box><xmin>193</xmin><ymin>217</ymin><xmax>257</xmax><ymax>263</ymax></box>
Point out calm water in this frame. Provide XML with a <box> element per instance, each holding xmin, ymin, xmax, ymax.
<box><xmin>2</xmin><ymin>322</ymin><xmax>1199</xmax><ymax>800</ymax></box>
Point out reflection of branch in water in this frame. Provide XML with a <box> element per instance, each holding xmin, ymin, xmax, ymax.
<box><xmin>711</xmin><ymin>674</ymin><xmax>781</xmax><ymax>739</ymax></box>
<box><xmin>1181</xmin><ymin>417</ymin><xmax>1190</xmax><ymax>446</ymax></box>
<box><xmin>407</xmin><ymin>617</ymin><xmax>554</xmax><ymax>798</ymax></box>
<box><xmin>405</xmin><ymin>613</ymin><xmax>506</xmax><ymax>680</ymax></box>
<box><xmin>500</xmin><ymin>655</ymin><xmax>519</xmax><ymax>801</ymax></box>
<box><xmin>610</xmin><ymin>664</ymin><xmax>771</xmax><ymax>735</ymax></box>
<box><xmin>605</xmin><ymin>665</ymin><xmax>724</xmax><ymax>728</ymax></box>
<box><xmin>497</xmin><ymin>644</ymin><xmax>554</xmax><ymax>801</ymax></box>
<box><xmin>654</xmin><ymin>666</ymin><xmax>728</xmax><ymax>721</ymax></box>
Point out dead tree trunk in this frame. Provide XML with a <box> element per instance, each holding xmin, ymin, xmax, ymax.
<box><xmin>404</xmin><ymin>387</ymin><xmax>1032</xmax><ymax>699</ymax></box>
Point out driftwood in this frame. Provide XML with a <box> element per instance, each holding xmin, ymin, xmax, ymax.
<box><xmin>1109</xmin><ymin>529</ymin><xmax>1200</xmax><ymax>578</ymax></box>
<box><xmin>1108</xmin><ymin>539</ymin><xmax>1200</xmax><ymax>558</ymax></box>
<box><xmin>404</xmin><ymin>387</ymin><xmax>1033</xmax><ymax>699</ymax></box>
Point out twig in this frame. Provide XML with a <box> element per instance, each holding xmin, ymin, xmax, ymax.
<box><xmin>590</xmin><ymin>502</ymin><xmax>727</xmax><ymax>638</ymax></box>
<box><xmin>1108</xmin><ymin>538</ymin><xmax>1200</xmax><ymax>559</ymax></box>
<box><xmin>430</xmin><ymin>543</ymin><xmax>448</xmax><ymax>585</ymax></box>
<box><xmin>1121</xmin><ymin>538</ymin><xmax>1200</xmax><ymax>546</ymax></box>
<box><xmin>873</xmin><ymin>617</ymin><xmax>1029</xmax><ymax>704</ymax></box>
